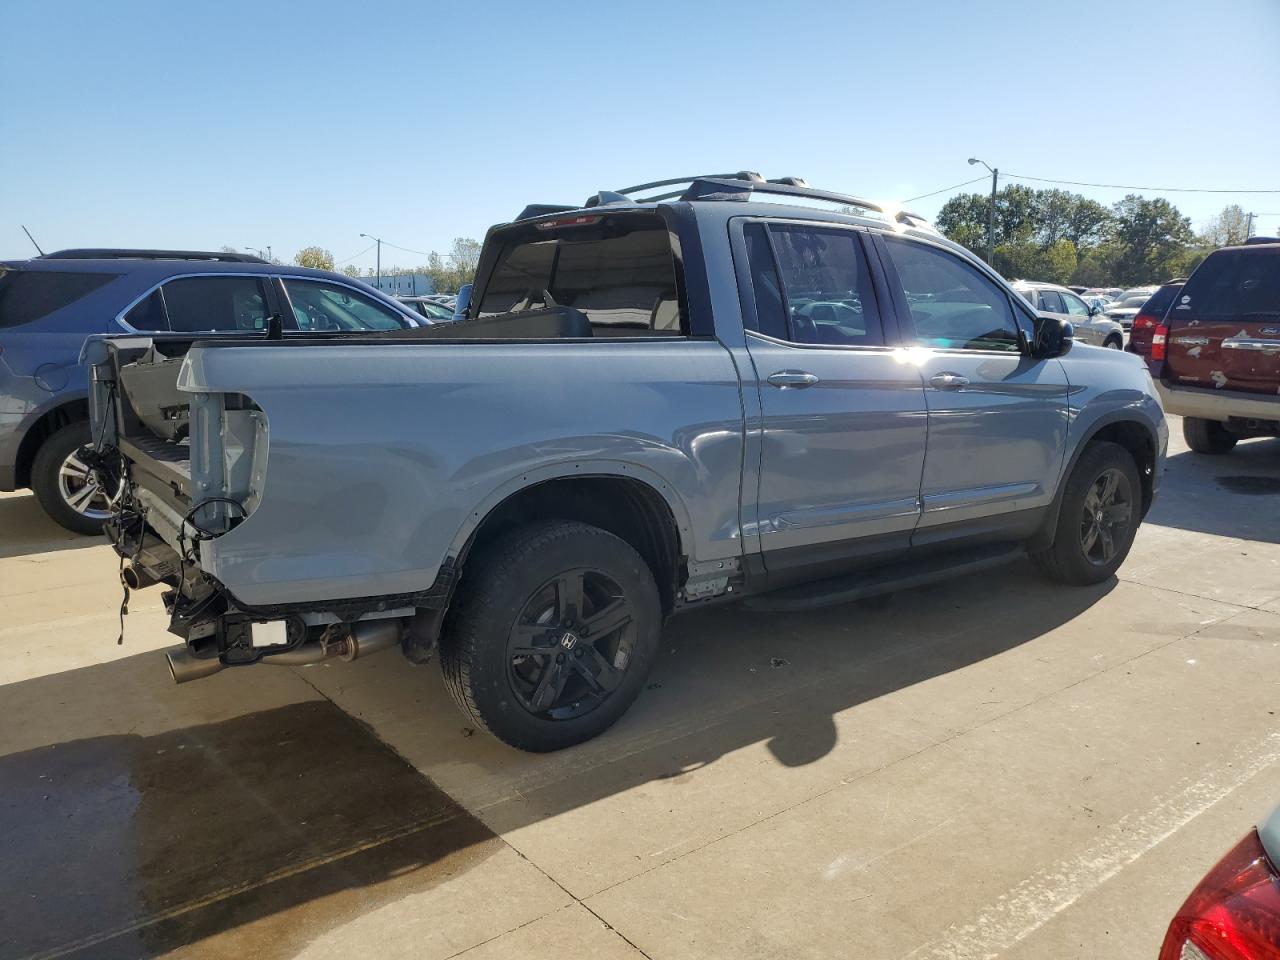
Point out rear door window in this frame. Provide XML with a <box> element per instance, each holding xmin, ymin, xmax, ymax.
<box><xmin>747</xmin><ymin>223</ymin><xmax>884</xmax><ymax>346</ymax></box>
<box><xmin>1038</xmin><ymin>290</ymin><xmax>1066</xmax><ymax>313</ymax></box>
<box><xmin>162</xmin><ymin>276</ymin><xmax>273</xmax><ymax>332</ymax></box>
<box><xmin>0</xmin><ymin>270</ymin><xmax>116</xmax><ymax>328</ymax></box>
<box><xmin>881</xmin><ymin>236</ymin><xmax>1022</xmax><ymax>352</ymax></box>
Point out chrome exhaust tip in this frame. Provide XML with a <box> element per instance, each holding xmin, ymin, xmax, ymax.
<box><xmin>166</xmin><ymin>645</ymin><xmax>226</xmax><ymax>684</ymax></box>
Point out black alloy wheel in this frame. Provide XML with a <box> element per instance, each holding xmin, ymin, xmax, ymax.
<box><xmin>1078</xmin><ymin>467</ymin><xmax>1133</xmax><ymax>566</ymax></box>
<box><xmin>507</xmin><ymin>567</ymin><xmax>637</xmax><ymax>721</ymax></box>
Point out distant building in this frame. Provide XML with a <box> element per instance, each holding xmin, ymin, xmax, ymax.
<box><xmin>361</xmin><ymin>273</ymin><xmax>436</xmax><ymax>296</ymax></box>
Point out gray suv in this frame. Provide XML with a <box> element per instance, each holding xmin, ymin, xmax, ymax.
<box><xmin>0</xmin><ymin>250</ymin><xmax>419</xmax><ymax>533</ymax></box>
<box><xmin>87</xmin><ymin>173</ymin><xmax>1168</xmax><ymax>751</ymax></box>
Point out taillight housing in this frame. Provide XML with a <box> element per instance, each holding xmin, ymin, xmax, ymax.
<box><xmin>1151</xmin><ymin>322</ymin><xmax>1170</xmax><ymax>361</ymax></box>
<box><xmin>1158</xmin><ymin>828</ymin><xmax>1280</xmax><ymax>960</ymax></box>
<box><xmin>1133</xmin><ymin>312</ymin><xmax>1158</xmax><ymax>332</ymax></box>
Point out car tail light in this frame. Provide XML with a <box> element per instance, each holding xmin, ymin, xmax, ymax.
<box><xmin>1152</xmin><ymin>322</ymin><xmax>1170</xmax><ymax>360</ymax></box>
<box><xmin>1158</xmin><ymin>829</ymin><xmax>1280</xmax><ymax>960</ymax></box>
<box><xmin>1134</xmin><ymin>312</ymin><xmax>1158</xmax><ymax>332</ymax></box>
<box><xmin>536</xmin><ymin>215</ymin><xmax>602</xmax><ymax>230</ymax></box>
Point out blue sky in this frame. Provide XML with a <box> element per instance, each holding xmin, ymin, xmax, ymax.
<box><xmin>3</xmin><ymin>0</ymin><xmax>1278</xmax><ymax>268</ymax></box>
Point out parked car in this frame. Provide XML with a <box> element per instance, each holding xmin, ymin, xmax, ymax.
<box><xmin>1150</xmin><ymin>241</ymin><xmax>1280</xmax><ymax>453</ymax></box>
<box><xmin>1158</xmin><ymin>803</ymin><xmax>1280</xmax><ymax>960</ymax></box>
<box><xmin>86</xmin><ymin>172</ymin><xmax>1167</xmax><ymax>751</ymax></box>
<box><xmin>0</xmin><ymin>249</ymin><xmax>421</xmax><ymax>533</ymax></box>
<box><xmin>396</xmin><ymin>295</ymin><xmax>454</xmax><ymax>322</ymax></box>
<box><xmin>1103</xmin><ymin>295</ymin><xmax>1154</xmax><ymax>330</ymax></box>
<box><xmin>1128</xmin><ymin>279</ymin><xmax>1185</xmax><ymax>357</ymax></box>
<box><xmin>1083</xmin><ymin>287</ymin><xmax>1123</xmax><ymax>301</ymax></box>
<box><xmin>1010</xmin><ymin>281</ymin><xmax>1125</xmax><ymax>348</ymax></box>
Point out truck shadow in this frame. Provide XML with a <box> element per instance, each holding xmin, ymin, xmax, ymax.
<box><xmin>0</xmin><ymin>562</ymin><xmax>1117</xmax><ymax>958</ymax></box>
<box><xmin>0</xmin><ymin>492</ymin><xmax>104</xmax><ymax>558</ymax></box>
<box><xmin>1149</xmin><ymin>437</ymin><xmax>1280</xmax><ymax>544</ymax></box>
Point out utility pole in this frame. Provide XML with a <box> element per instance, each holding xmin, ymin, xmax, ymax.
<box><xmin>968</xmin><ymin>158</ymin><xmax>998</xmax><ymax>265</ymax></box>
<box><xmin>360</xmin><ymin>233</ymin><xmax>383</xmax><ymax>287</ymax></box>
<box><xmin>1246</xmin><ymin>212</ymin><xmax>1256</xmax><ymax>240</ymax></box>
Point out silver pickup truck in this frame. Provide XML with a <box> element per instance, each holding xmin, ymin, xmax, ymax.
<box><xmin>87</xmin><ymin>173</ymin><xmax>1167</xmax><ymax>751</ymax></box>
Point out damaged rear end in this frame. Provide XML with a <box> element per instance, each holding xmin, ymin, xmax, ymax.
<box><xmin>85</xmin><ymin>335</ymin><xmax>414</xmax><ymax>682</ymax></box>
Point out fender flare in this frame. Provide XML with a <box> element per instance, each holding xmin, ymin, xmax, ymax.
<box><xmin>442</xmin><ymin>458</ymin><xmax>696</xmax><ymax>572</ymax></box>
<box><xmin>1029</xmin><ymin>410</ymin><xmax>1161</xmax><ymax>551</ymax></box>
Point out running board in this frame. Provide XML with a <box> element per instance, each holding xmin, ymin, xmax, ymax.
<box><xmin>745</xmin><ymin>543</ymin><xmax>1026</xmax><ymax>613</ymax></box>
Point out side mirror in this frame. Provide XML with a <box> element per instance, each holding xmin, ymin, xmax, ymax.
<box><xmin>1088</xmin><ymin>303</ymin><xmax>1102</xmax><ymax>316</ymax></box>
<box><xmin>452</xmin><ymin>283</ymin><xmax>473</xmax><ymax>322</ymax></box>
<box><xmin>1032</xmin><ymin>315</ymin><xmax>1074</xmax><ymax>358</ymax></box>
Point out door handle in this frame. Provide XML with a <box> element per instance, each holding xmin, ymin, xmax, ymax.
<box><xmin>929</xmin><ymin>372</ymin><xmax>970</xmax><ymax>390</ymax></box>
<box><xmin>767</xmin><ymin>370</ymin><xmax>820</xmax><ymax>389</ymax></box>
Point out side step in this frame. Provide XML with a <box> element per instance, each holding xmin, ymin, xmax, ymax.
<box><xmin>744</xmin><ymin>543</ymin><xmax>1026</xmax><ymax>613</ymax></box>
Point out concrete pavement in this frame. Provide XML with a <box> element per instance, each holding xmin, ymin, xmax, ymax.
<box><xmin>2</xmin><ymin>417</ymin><xmax>1278</xmax><ymax>959</ymax></box>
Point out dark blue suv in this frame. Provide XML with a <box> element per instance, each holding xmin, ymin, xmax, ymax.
<box><xmin>0</xmin><ymin>249</ymin><xmax>421</xmax><ymax>533</ymax></box>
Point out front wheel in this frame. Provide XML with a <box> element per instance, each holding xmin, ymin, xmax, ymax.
<box><xmin>440</xmin><ymin>520</ymin><xmax>662</xmax><ymax>751</ymax></box>
<box><xmin>1103</xmin><ymin>336</ymin><xmax>1123</xmax><ymax>350</ymax></box>
<box><xmin>1182</xmin><ymin>417</ymin><xmax>1237</xmax><ymax>455</ymax></box>
<box><xmin>30</xmin><ymin>422</ymin><xmax>116</xmax><ymax>535</ymax></box>
<box><xmin>1032</xmin><ymin>441</ymin><xmax>1141</xmax><ymax>585</ymax></box>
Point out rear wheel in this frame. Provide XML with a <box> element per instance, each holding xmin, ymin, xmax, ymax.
<box><xmin>1032</xmin><ymin>441</ymin><xmax>1141</xmax><ymax>585</ymax></box>
<box><xmin>30</xmin><ymin>422</ymin><xmax>115</xmax><ymax>535</ymax></box>
<box><xmin>1103</xmin><ymin>335</ymin><xmax>1123</xmax><ymax>350</ymax></box>
<box><xmin>440</xmin><ymin>520</ymin><xmax>661</xmax><ymax>751</ymax></box>
<box><xmin>1182</xmin><ymin>417</ymin><xmax>1237</xmax><ymax>455</ymax></box>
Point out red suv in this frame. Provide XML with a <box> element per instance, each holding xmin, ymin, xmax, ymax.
<box><xmin>1151</xmin><ymin>243</ymin><xmax>1280</xmax><ymax>453</ymax></box>
<box><xmin>1129</xmin><ymin>280</ymin><xmax>1185</xmax><ymax>358</ymax></box>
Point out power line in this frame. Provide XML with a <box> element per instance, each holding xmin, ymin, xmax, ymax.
<box><xmin>335</xmin><ymin>243</ymin><xmax>375</xmax><ymax>265</ymax></box>
<box><xmin>901</xmin><ymin>176</ymin><xmax>988</xmax><ymax>204</ymax></box>
<box><xmin>1003</xmin><ymin>173</ymin><xmax>1280</xmax><ymax>194</ymax></box>
<box><xmin>381</xmin><ymin>240</ymin><xmax>433</xmax><ymax>257</ymax></box>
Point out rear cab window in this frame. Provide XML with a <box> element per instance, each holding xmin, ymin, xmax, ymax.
<box><xmin>0</xmin><ymin>268</ymin><xmax>117</xmax><ymax>328</ymax></box>
<box><xmin>476</xmin><ymin>212</ymin><xmax>683</xmax><ymax>337</ymax></box>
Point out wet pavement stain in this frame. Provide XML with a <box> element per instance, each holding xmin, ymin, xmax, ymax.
<box><xmin>1216</xmin><ymin>475</ymin><xmax>1280</xmax><ymax>496</ymax></box>
<box><xmin>0</xmin><ymin>700</ymin><xmax>499</xmax><ymax>960</ymax></box>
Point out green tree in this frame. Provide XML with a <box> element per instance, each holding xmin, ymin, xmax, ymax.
<box><xmin>1108</xmin><ymin>195</ymin><xmax>1193</xmax><ymax>285</ymax></box>
<box><xmin>341</xmin><ymin>264</ymin><xmax>361</xmax><ymax>279</ymax></box>
<box><xmin>1198</xmin><ymin>204</ymin><xmax>1250</xmax><ymax>248</ymax></box>
<box><xmin>294</xmin><ymin>246</ymin><xmax>335</xmax><ymax>270</ymax></box>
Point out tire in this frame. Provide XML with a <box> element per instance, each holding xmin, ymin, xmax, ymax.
<box><xmin>440</xmin><ymin>520</ymin><xmax>662</xmax><ymax>752</ymax></box>
<box><xmin>30</xmin><ymin>422</ymin><xmax>113</xmax><ymax>535</ymax></box>
<box><xmin>1182</xmin><ymin>417</ymin><xmax>1238</xmax><ymax>455</ymax></box>
<box><xmin>1032</xmin><ymin>441</ymin><xmax>1141</xmax><ymax>586</ymax></box>
<box><xmin>1103</xmin><ymin>336</ymin><xmax>1123</xmax><ymax>350</ymax></box>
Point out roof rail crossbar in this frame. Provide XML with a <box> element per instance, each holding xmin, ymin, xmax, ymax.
<box><xmin>40</xmin><ymin>248</ymin><xmax>269</xmax><ymax>263</ymax></box>
<box><xmin>679</xmin><ymin>177</ymin><xmax>884</xmax><ymax>213</ymax></box>
<box><xmin>609</xmin><ymin>172</ymin><xmax>763</xmax><ymax>196</ymax></box>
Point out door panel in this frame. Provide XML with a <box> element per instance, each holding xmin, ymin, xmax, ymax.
<box><xmin>874</xmin><ymin>234</ymin><xmax>1069</xmax><ymax>541</ymax></box>
<box><xmin>732</xmin><ymin>219</ymin><xmax>928</xmax><ymax>573</ymax></box>
<box><xmin>912</xmin><ymin>351</ymin><xmax>1069</xmax><ymax>529</ymax></box>
<box><xmin>745</xmin><ymin>336</ymin><xmax>928</xmax><ymax>565</ymax></box>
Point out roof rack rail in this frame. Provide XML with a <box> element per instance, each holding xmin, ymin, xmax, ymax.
<box><xmin>39</xmin><ymin>248</ymin><xmax>269</xmax><ymax>263</ymax></box>
<box><xmin>576</xmin><ymin>172</ymin><xmax>884</xmax><ymax>213</ymax></box>
<box><xmin>678</xmin><ymin>176</ymin><xmax>884</xmax><ymax>213</ymax></box>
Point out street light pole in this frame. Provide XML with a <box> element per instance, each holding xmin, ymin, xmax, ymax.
<box><xmin>360</xmin><ymin>233</ymin><xmax>383</xmax><ymax>287</ymax></box>
<box><xmin>968</xmin><ymin>158</ymin><xmax>999</xmax><ymax>265</ymax></box>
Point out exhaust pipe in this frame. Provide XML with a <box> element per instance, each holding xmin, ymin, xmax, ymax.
<box><xmin>165</xmin><ymin>618</ymin><xmax>404</xmax><ymax>685</ymax></box>
<box><xmin>122</xmin><ymin>565</ymin><xmax>158</xmax><ymax>590</ymax></box>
